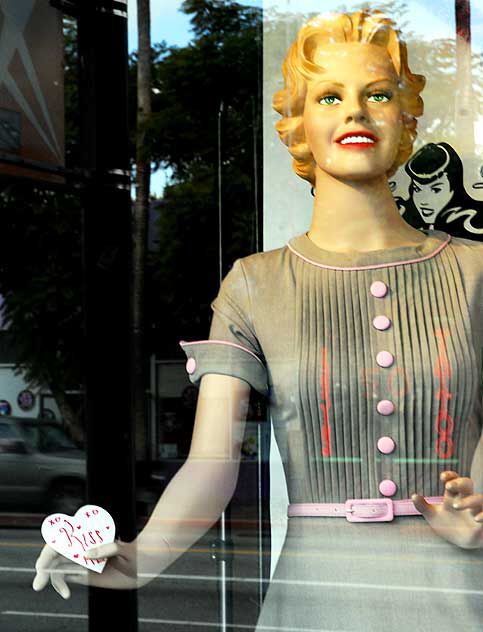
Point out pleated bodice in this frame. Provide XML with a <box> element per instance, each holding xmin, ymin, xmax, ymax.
<box><xmin>246</xmin><ymin>232</ymin><xmax>483</xmax><ymax>503</ymax></box>
<box><xmin>183</xmin><ymin>230</ymin><xmax>483</xmax><ymax>504</ymax></box>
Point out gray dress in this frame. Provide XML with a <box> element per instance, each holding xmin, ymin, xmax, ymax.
<box><xmin>181</xmin><ymin>231</ymin><xmax>483</xmax><ymax>631</ymax></box>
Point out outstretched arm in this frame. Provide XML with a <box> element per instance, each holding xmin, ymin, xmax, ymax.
<box><xmin>33</xmin><ymin>373</ymin><xmax>250</xmax><ymax>597</ymax></box>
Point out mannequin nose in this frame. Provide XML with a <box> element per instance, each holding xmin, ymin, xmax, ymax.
<box><xmin>345</xmin><ymin>108</ymin><xmax>368</xmax><ymax>124</ymax></box>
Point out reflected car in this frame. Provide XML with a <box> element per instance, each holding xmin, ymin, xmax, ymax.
<box><xmin>0</xmin><ymin>417</ymin><xmax>85</xmax><ymax>514</ymax></box>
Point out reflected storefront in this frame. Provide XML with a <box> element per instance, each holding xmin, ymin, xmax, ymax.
<box><xmin>1</xmin><ymin>1</ymin><xmax>483</xmax><ymax>631</ymax></box>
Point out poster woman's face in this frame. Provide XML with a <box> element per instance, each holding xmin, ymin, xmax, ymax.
<box><xmin>411</xmin><ymin>173</ymin><xmax>454</xmax><ymax>224</ymax></box>
<box><xmin>303</xmin><ymin>43</ymin><xmax>403</xmax><ymax>183</ymax></box>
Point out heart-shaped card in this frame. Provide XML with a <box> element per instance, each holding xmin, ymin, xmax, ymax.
<box><xmin>41</xmin><ymin>504</ymin><xmax>115</xmax><ymax>573</ymax></box>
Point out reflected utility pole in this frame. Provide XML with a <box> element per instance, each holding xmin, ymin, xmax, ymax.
<box><xmin>454</xmin><ymin>0</ymin><xmax>475</xmax><ymax>156</ymax></box>
<box><xmin>132</xmin><ymin>0</ymin><xmax>152</xmax><ymax>461</ymax></box>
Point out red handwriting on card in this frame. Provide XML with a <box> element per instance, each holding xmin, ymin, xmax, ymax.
<box><xmin>320</xmin><ymin>347</ymin><xmax>332</xmax><ymax>457</ymax></box>
<box><xmin>83</xmin><ymin>556</ymin><xmax>104</xmax><ymax>567</ymax></box>
<box><xmin>433</xmin><ymin>330</ymin><xmax>454</xmax><ymax>459</ymax></box>
<box><xmin>41</xmin><ymin>505</ymin><xmax>114</xmax><ymax>575</ymax></box>
<box><xmin>58</xmin><ymin>519</ymin><xmax>105</xmax><ymax>552</ymax></box>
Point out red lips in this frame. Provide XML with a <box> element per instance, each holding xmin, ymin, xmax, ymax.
<box><xmin>335</xmin><ymin>130</ymin><xmax>378</xmax><ymax>143</ymax></box>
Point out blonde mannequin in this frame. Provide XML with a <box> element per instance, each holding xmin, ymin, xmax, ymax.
<box><xmin>34</xmin><ymin>10</ymin><xmax>483</xmax><ymax>629</ymax></box>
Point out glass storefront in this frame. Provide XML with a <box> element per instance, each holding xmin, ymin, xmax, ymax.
<box><xmin>0</xmin><ymin>1</ymin><xmax>482</xmax><ymax>631</ymax></box>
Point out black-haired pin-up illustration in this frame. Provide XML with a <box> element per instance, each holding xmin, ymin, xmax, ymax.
<box><xmin>396</xmin><ymin>141</ymin><xmax>483</xmax><ymax>240</ymax></box>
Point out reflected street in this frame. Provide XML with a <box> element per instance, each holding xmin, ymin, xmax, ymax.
<box><xmin>0</xmin><ymin>526</ymin><xmax>263</xmax><ymax>632</ymax></box>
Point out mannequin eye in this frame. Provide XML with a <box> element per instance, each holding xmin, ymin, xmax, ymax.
<box><xmin>368</xmin><ymin>92</ymin><xmax>391</xmax><ymax>103</ymax></box>
<box><xmin>318</xmin><ymin>95</ymin><xmax>341</xmax><ymax>105</ymax></box>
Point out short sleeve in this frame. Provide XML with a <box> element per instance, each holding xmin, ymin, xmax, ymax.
<box><xmin>180</xmin><ymin>259</ymin><xmax>268</xmax><ymax>395</ymax></box>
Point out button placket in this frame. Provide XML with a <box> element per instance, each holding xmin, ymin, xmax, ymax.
<box><xmin>379</xmin><ymin>479</ymin><xmax>397</xmax><ymax>497</ymax></box>
<box><xmin>371</xmin><ymin>279</ymin><xmax>397</xmax><ymax>497</ymax></box>
<box><xmin>376</xmin><ymin>350</ymin><xmax>394</xmax><ymax>368</ymax></box>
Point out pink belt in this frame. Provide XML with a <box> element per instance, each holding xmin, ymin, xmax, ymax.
<box><xmin>287</xmin><ymin>497</ymin><xmax>444</xmax><ymax>523</ymax></box>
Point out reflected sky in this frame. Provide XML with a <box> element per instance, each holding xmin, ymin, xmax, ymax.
<box><xmin>125</xmin><ymin>0</ymin><xmax>483</xmax><ymax>197</ymax></box>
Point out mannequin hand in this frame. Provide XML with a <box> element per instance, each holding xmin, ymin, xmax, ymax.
<box><xmin>412</xmin><ymin>471</ymin><xmax>483</xmax><ymax>549</ymax></box>
<box><xmin>32</xmin><ymin>540</ymin><xmax>139</xmax><ymax>599</ymax></box>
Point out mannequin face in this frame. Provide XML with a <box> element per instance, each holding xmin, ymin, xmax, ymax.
<box><xmin>411</xmin><ymin>173</ymin><xmax>454</xmax><ymax>224</ymax></box>
<box><xmin>303</xmin><ymin>43</ymin><xmax>403</xmax><ymax>183</ymax></box>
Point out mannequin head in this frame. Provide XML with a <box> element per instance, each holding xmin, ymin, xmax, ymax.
<box><xmin>273</xmin><ymin>10</ymin><xmax>426</xmax><ymax>186</ymax></box>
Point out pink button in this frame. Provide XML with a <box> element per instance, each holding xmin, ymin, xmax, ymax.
<box><xmin>186</xmin><ymin>358</ymin><xmax>196</xmax><ymax>374</ymax></box>
<box><xmin>377</xmin><ymin>399</ymin><xmax>395</xmax><ymax>415</ymax></box>
<box><xmin>377</xmin><ymin>436</ymin><xmax>396</xmax><ymax>454</ymax></box>
<box><xmin>376</xmin><ymin>350</ymin><xmax>394</xmax><ymax>368</ymax></box>
<box><xmin>373</xmin><ymin>315</ymin><xmax>391</xmax><ymax>331</ymax></box>
<box><xmin>370</xmin><ymin>281</ymin><xmax>388</xmax><ymax>298</ymax></box>
<box><xmin>379</xmin><ymin>479</ymin><xmax>397</xmax><ymax>497</ymax></box>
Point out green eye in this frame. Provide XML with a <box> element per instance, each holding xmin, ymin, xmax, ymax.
<box><xmin>319</xmin><ymin>95</ymin><xmax>340</xmax><ymax>105</ymax></box>
<box><xmin>368</xmin><ymin>93</ymin><xmax>390</xmax><ymax>103</ymax></box>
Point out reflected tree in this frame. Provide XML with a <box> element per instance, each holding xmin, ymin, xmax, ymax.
<box><xmin>144</xmin><ymin>0</ymin><xmax>263</xmax><ymax>354</ymax></box>
<box><xmin>0</xmin><ymin>184</ymin><xmax>84</xmax><ymax>441</ymax></box>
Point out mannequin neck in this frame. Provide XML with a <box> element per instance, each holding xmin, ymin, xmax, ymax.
<box><xmin>308</xmin><ymin>169</ymin><xmax>426</xmax><ymax>253</ymax></box>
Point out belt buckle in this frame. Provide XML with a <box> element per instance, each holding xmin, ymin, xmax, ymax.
<box><xmin>345</xmin><ymin>498</ymin><xmax>394</xmax><ymax>522</ymax></box>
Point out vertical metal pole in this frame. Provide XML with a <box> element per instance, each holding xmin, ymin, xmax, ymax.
<box><xmin>257</xmin><ymin>423</ymin><xmax>264</xmax><ymax>607</ymax></box>
<box><xmin>215</xmin><ymin>97</ymin><xmax>233</xmax><ymax>632</ymax></box>
<box><xmin>217</xmin><ymin>101</ymin><xmax>224</xmax><ymax>284</ymax></box>
<box><xmin>254</xmin><ymin>11</ymin><xmax>268</xmax><ymax>610</ymax></box>
<box><xmin>78</xmin><ymin>1</ymin><xmax>137</xmax><ymax>630</ymax></box>
<box><xmin>455</xmin><ymin>0</ymin><xmax>474</xmax><ymax>155</ymax></box>
<box><xmin>149</xmin><ymin>353</ymin><xmax>157</xmax><ymax>461</ymax></box>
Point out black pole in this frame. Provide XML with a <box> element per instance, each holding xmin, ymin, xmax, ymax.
<box><xmin>77</xmin><ymin>1</ymin><xmax>137</xmax><ymax>631</ymax></box>
<box><xmin>215</xmin><ymin>97</ymin><xmax>234</xmax><ymax>631</ymax></box>
<box><xmin>455</xmin><ymin>0</ymin><xmax>471</xmax><ymax>42</ymax></box>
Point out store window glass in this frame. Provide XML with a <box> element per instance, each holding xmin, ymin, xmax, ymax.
<box><xmin>0</xmin><ymin>2</ymin><xmax>88</xmax><ymax>629</ymax></box>
<box><xmin>1</xmin><ymin>1</ymin><xmax>483</xmax><ymax>631</ymax></box>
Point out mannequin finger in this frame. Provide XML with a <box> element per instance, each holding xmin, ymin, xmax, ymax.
<box><xmin>50</xmin><ymin>571</ymin><xmax>71</xmax><ymax>600</ymax></box>
<box><xmin>63</xmin><ymin>562</ymin><xmax>137</xmax><ymax>589</ymax></box>
<box><xmin>412</xmin><ymin>494</ymin><xmax>437</xmax><ymax>518</ymax></box>
<box><xmin>440</xmin><ymin>470</ymin><xmax>459</xmax><ymax>483</ymax></box>
<box><xmin>65</xmin><ymin>573</ymin><xmax>89</xmax><ymax>586</ymax></box>
<box><xmin>474</xmin><ymin>512</ymin><xmax>483</xmax><ymax>523</ymax></box>
<box><xmin>85</xmin><ymin>541</ymin><xmax>121</xmax><ymax>560</ymax></box>
<box><xmin>33</xmin><ymin>546</ymin><xmax>63</xmax><ymax>591</ymax></box>
<box><xmin>53</xmin><ymin>560</ymin><xmax>84</xmax><ymax>573</ymax></box>
<box><xmin>445</xmin><ymin>477</ymin><xmax>473</xmax><ymax>499</ymax></box>
<box><xmin>62</xmin><ymin>568</ymin><xmax>89</xmax><ymax>586</ymax></box>
<box><xmin>451</xmin><ymin>494</ymin><xmax>483</xmax><ymax>516</ymax></box>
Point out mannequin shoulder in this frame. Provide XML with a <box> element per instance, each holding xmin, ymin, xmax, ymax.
<box><xmin>448</xmin><ymin>237</ymin><xmax>483</xmax><ymax>296</ymax></box>
<box><xmin>448</xmin><ymin>236</ymin><xmax>483</xmax><ymax>269</ymax></box>
<box><xmin>228</xmin><ymin>246</ymin><xmax>290</xmax><ymax>282</ymax></box>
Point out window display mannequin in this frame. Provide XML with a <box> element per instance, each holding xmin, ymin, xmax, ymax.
<box><xmin>33</xmin><ymin>10</ymin><xmax>483</xmax><ymax>630</ymax></box>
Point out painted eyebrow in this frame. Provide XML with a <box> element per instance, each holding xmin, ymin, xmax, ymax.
<box><xmin>311</xmin><ymin>78</ymin><xmax>395</xmax><ymax>89</ymax></box>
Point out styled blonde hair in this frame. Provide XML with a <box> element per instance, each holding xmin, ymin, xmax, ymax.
<box><xmin>273</xmin><ymin>10</ymin><xmax>426</xmax><ymax>185</ymax></box>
